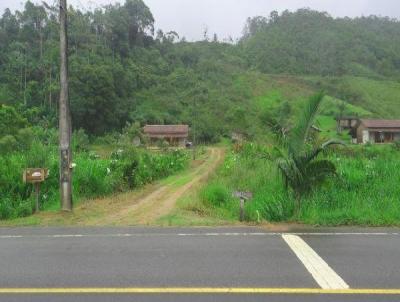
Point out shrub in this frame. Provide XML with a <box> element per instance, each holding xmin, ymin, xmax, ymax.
<box><xmin>0</xmin><ymin>199</ymin><xmax>16</xmax><ymax>220</ymax></box>
<box><xmin>0</xmin><ymin>140</ymin><xmax>189</xmax><ymax>220</ymax></box>
<box><xmin>393</xmin><ymin>140</ymin><xmax>400</xmax><ymax>151</ymax></box>
<box><xmin>73</xmin><ymin>154</ymin><xmax>115</xmax><ymax>198</ymax></box>
<box><xmin>72</xmin><ymin>129</ymin><xmax>90</xmax><ymax>152</ymax></box>
<box><xmin>245</xmin><ymin>186</ymin><xmax>293</xmax><ymax>222</ymax></box>
<box><xmin>201</xmin><ymin>184</ymin><xmax>231</xmax><ymax>207</ymax></box>
<box><xmin>0</xmin><ymin>135</ymin><xmax>18</xmax><ymax>155</ymax></box>
<box><xmin>16</xmin><ymin>128</ymin><xmax>34</xmax><ymax>150</ymax></box>
<box><xmin>16</xmin><ymin>201</ymin><xmax>33</xmax><ymax>217</ymax></box>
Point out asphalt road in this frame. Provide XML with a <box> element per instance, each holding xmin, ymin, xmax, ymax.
<box><xmin>0</xmin><ymin>227</ymin><xmax>399</xmax><ymax>302</ymax></box>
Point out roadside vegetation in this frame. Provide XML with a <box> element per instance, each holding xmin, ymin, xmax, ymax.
<box><xmin>1</xmin><ymin>1</ymin><xmax>400</xmax><ymax>225</ymax></box>
<box><xmin>196</xmin><ymin>95</ymin><xmax>400</xmax><ymax>226</ymax></box>
<box><xmin>0</xmin><ymin>106</ymin><xmax>189</xmax><ymax>220</ymax></box>
<box><xmin>197</xmin><ymin>144</ymin><xmax>400</xmax><ymax>226</ymax></box>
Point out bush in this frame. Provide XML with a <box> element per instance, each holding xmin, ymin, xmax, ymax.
<box><xmin>245</xmin><ymin>186</ymin><xmax>293</xmax><ymax>222</ymax></box>
<box><xmin>16</xmin><ymin>201</ymin><xmax>33</xmax><ymax>217</ymax></box>
<box><xmin>110</xmin><ymin>147</ymin><xmax>189</xmax><ymax>188</ymax></box>
<box><xmin>0</xmin><ymin>199</ymin><xmax>16</xmax><ymax>220</ymax></box>
<box><xmin>201</xmin><ymin>184</ymin><xmax>231</xmax><ymax>207</ymax></box>
<box><xmin>0</xmin><ymin>135</ymin><xmax>18</xmax><ymax>155</ymax></box>
<box><xmin>72</xmin><ymin>129</ymin><xmax>90</xmax><ymax>152</ymax></box>
<box><xmin>0</xmin><ymin>138</ymin><xmax>189</xmax><ymax>220</ymax></box>
<box><xmin>393</xmin><ymin>140</ymin><xmax>400</xmax><ymax>151</ymax></box>
<box><xmin>73</xmin><ymin>154</ymin><xmax>115</xmax><ymax>198</ymax></box>
<box><xmin>16</xmin><ymin>128</ymin><xmax>34</xmax><ymax>150</ymax></box>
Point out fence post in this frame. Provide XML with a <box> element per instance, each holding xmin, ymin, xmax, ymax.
<box><xmin>240</xmin><ymin>198</ymin><xmax>246</xmax><ymax>222</ymax></box>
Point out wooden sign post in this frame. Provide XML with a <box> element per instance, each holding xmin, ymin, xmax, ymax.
<box><xmin>232</xmin><ymin>191</ymin><xmax>253</xmax><ymax>222</ymax></box>
<box><xmin>23</xmin><ymin>168</ymin><xmax>49</xmax><ymax>213</ymax></box>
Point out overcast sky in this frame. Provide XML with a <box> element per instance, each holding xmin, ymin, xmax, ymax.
<box><xmin>1</xmin><ymin>0</ymin><xmax>400</xmax><ymax>41</ymax></box>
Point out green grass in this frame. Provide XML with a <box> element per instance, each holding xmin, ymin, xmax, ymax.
<box><xmin>0</xmin><ymin>144</ymin><xmax>189</xmax><ymax>220</ymax></box>
<box><xmin>299</xmin><ymin>145</ymin><xmax>400</xmax><ymax>226</ymax></box>
<box><xmin>195</xmin><ymin>143</ymin><xmax>400</xmax><ymax>226</ymax></box>
<box><xmin>156</xmin><ymin>185</ymin><xmax>240</xmax><ymax>226</ymax></box>
<box><xmin>343</xmin><ymin>76</ymin><xmax>400</xmax><ymax>118</ymax></box>
<box><xmin>193</xmin><ymin>76</ymin><xmax>400</xmax><ymax>226</ymax></box>
<box><xmin>320</xmin><ymin>95</ymin><xmax>372</xmax><ymax>117</ymax></box>
<box><xmin>303</xmin><ymin>76</ymin><xmax>400</xmax><ymax>119</ymax></box>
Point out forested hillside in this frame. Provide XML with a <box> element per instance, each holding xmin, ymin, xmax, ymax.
<box><xmin>241</xmin><ymin>9</ymin><xmax>400</xmax><ymax>78</ymax></box>
<box><xmin>1</xmin><ymin>1</ymin><xmax>400</xmax><ymax>142</ymax></box>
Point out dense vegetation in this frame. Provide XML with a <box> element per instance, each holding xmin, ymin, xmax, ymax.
<box><xmin>1</xmin><ymin>1</ymin><xmax>400</xmax><ymax>224</ymax></box>
<box><xmin>241</xmin><ymin>10</ymin><xmax>400</xmax><ymax>78</ymax></box>
<box><xmin>0</xmin><ymin>110</ymin><xmax>189</xmax><ymax>219</ymax></box>
<box><xmin>200</xmin><ymin>133</ymin><xmax>400</xmax><ymax>226</ymax></box>
<box><xmin>1</xmin><ymin>1</ymin><xmax>400</xmax><ymax>140</ymax></box>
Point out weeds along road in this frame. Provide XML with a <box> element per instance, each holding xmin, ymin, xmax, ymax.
<box><xmin>0</xmin><ymin>227</ymin><xmax>399</xmax><ymax>301</ymax></box>
<box><xmin>4</xmin><ymin>147</ymin><xmax>224</xmax><ymax>227</ymax></box>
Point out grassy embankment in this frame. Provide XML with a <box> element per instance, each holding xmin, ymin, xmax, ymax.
<box><xmin>168</xmin><ymin>77</ymin><xmax>400</xmax><ymax>226</ymax></box>
<box><xmin>0</xmin><ymin>146</ymin><xmax>218</xmax><ymax>227</ymax></box>
<box><xmin>194</xmin><ymin>143</ymin><xmax>400</xmax><ymax>226</ymax></box>
<box><xmin>0</xmin><ymin>141</ymin><xmax>190</xmax><ymax>221</ymax></box>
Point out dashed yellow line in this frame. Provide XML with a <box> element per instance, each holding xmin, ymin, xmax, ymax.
<box><xmin>0</xmin><ymin>288</ymin><xmax>399</xmax><ymax>295</ymax></box>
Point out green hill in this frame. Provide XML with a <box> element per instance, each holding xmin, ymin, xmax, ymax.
<box><xmin>0</xmin><ymin>1</ymin><xmax>399</xmax><ymax>142</ymax></box>
<box><xmin>303</xmin><ymin>76</ymin><xmax>400</xmax><ymax>118</ymax></box>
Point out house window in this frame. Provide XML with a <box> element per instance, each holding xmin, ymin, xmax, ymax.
<box><xmin>384</xmin><ymin>132</ymin><xmax>394</xmax><ymax>143</ymax></box>
<box><xmin>375</xmin><ymin>132</ymin><xmax>384</xmax><ymax>143</ymax></box>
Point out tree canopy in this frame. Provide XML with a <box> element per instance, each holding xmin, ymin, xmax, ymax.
<box><xmin>0</xmin><ymin>2</ymin><xmax>399</xmax><ymax>139</ymax></box>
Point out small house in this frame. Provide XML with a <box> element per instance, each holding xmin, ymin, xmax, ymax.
<box><xmin>336</xmin><ymin>116</ymin><xmax>359</xmax><ymax>133</ymax></box>
<box><xmin>355</xmin><ymin>119</ymin><xmax>400</xmax><ymax>144</ymax></box>
<box><xmin>143</xmin><ymin>125</ymin><xmax>189</xmax><ymax>147</ymax></box>
<box><xmin>231</xmin><ymin>131</ymin><xmax>245</xmax><ymax>143</ymax></box>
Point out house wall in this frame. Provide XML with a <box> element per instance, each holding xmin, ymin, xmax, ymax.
<box><xmin>148</xmin><ymin>137</ymin><xmax>187</xmax><ymax>147</ymax></box>
<box><xmin>356</xmin><ymin>124</ymin><xmax>369</xmax><ymax>143</ymax></box>
<box><xmin>363</xmin><ymin>130</ymin><xmax>371</xmax><ymax>143</ymax></box>
<box><xmin>357</xmin><ymin>123</ymin><xmax>400</xmax><ymax>144</ymax></box>
<box><xmin>178</xmin><ymin>138</ymin><xmax>186</xmax><ymax>147</ymax></box>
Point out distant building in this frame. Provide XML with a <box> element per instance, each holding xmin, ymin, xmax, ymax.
<box><xmin>231</xmin><ymin>131</ymin><xmax>245</xmax><ymax>143</ymax></box>
<box><xmin>336</xmin><ymin>116</ymin><xmax>359</xmax><ymax>133</ymax></box>
<box><xmin>143</xmin><ymin>125</ymin><xmax>189</xmax><ymax>147</ymax></box>
<box><xmin>355</xmin><ymin>119</ymin><xmax>400</xmax><ymax>144</ymax></box>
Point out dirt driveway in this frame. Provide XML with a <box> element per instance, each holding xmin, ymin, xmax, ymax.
<box><xmin>4</xmin><ymin>147</ymin><xmax>224</xmax><ymax>226</ymax></box>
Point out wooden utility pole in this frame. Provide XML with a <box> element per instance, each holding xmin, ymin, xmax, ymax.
<box><xmin>59</xmin><ymin>0</ymin><xmax>72</xmax><ymax>211</ymax></box>
<box><xmin>192</xmin><ymin>97</ymin><xmax>196</xmax><ymax>160</ymax></box>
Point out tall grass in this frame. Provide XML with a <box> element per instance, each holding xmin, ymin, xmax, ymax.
<box><xmin>200</xmin><ymin>143</ymin><xmax>400</xmax><ymax>226</ymax></box>
<box><xmin>199</xmin><ymin>143</ymin><xmax>294</xmax><ymax>222</ymax></box>
<box><xmin>0</xmin><ymin>143</ymin><xmax>189</xmax><ymax>219</ymax></box>
<box><xmin>299</xmin><ymin>146</ymin><xmax>400</xmax><ymax>225</ymax></box>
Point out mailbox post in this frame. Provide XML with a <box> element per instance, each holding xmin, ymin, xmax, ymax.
<box><xmin>23</xmin><ymin>168</ymin><xmax>49</xmax><ymax>213</ymax></box>
<box><xmin>34</xmin><ymin>182</ymin><xmax>40</xmax><ymax>213</ymax></box>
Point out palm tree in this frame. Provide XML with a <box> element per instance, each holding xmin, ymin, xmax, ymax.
<box><xmin>275</xmin><ymin>92</ymin><xmax>344</xmax><ymax>213</ymax></box>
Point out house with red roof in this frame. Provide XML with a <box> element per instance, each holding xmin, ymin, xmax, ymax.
<box><xmin>143</xmin><ymin>125</ymin><xmax>189</xmax><ymax>147</ymax></box>
<box><xmin>355</xmin><ymin>119</ymin><xmax>400</xmax><ymax>144</ymax></box>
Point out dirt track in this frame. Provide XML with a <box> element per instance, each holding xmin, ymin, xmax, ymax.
<box><xmin>103</xmin><ymin>147</ymin><xmax>224</xmax><ymax>225</ymax></box>
<box><xmin>19</xmin><ymin>147</ymin><xmax>224</xmax><ymax>226</ymax></box>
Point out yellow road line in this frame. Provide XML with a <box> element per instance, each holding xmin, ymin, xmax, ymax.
<box><xmin>0</xmin><ymin>288</ymin><xmax>399</xmax><ymax>295</ymax></box>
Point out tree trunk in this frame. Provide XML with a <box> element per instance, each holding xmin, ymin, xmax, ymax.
<box><xmin>49</xmin><ymin>66</ymin><xmax>52</xmax><ymax>109</ymax></box>
<box><xmin>24</xmin><ymin>50</ymin><xmax>27</xmax><ymax>106</ymax></box>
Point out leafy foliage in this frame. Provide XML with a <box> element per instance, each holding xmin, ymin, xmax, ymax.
<box><xmin>0</xmin><ymin>132</ymin><xmax>189</xmax><ymax>220</ymax></box>
<box><xmin>1</xmin><ymin>3</ymin><xmax>399</xmax><ymax>141</ymax></box>
<box><xmin>241</xmin><ymin>10</ymin><xmax>400</xmax><ymax>77</ymax></box>
<box><xmin>272</xmin><ymin>93</ymin><xmax>345</xmax><ymax>210</ymax></box>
